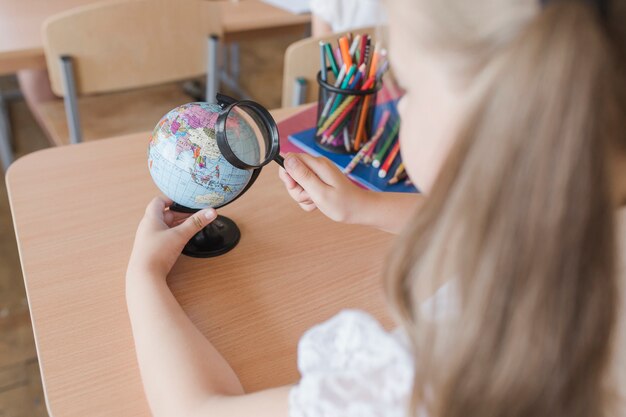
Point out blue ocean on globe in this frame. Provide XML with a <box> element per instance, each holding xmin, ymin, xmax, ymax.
<box><xmin>148</xmin><ymin>102</ymin><xmax>260</xmax><ymax>209</ymax></box>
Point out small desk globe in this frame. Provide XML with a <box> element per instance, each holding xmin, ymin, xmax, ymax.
<box><xmin>148</xmin><ymin>102</ymin><xmax>261</xmax><ymax>258</ymax></box>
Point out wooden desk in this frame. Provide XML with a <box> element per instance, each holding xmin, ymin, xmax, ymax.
<box><xmin>219</xmin><ymin>0</ymin><xmax>310</xmax><ymax>43</ymax></box>
<box><xmin>5</xmin><ymin>107</ymin><xmax>393</xmax><ymax>416</ymax></box>
<box><xmin>0</xmin><ymin>0</ymin><xmax>310</xmax><ymax>75</ymax></box>
<box><xmin>0</xmin><ymin>0</ymin><xmax>97</xmax><ymax>75</ymax></box>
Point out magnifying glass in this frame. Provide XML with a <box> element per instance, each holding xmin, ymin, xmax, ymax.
<box><xmin>215</xmin><ymin>93</ymin><xmax>285</xmax><ymax>170</ymax></box>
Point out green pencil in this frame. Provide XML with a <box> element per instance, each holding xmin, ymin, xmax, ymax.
<box><xmin>372</xmin><ymin>119</ymin><xmax>400</xmax><ymax>168</ymax></box>
<box><xmin>324</xmin><ymin>43</ymin><xmax>339</xmax><ymax>77</ymax></box>
<box><xmin>329</xmin><ymin>64</ymin><xmax>356</xmax><ymax>114</ymax></box>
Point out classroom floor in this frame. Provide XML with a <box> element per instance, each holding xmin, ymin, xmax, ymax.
<box><xmin>0</xmin><ymin>34</ymin><xmax>298</xmax><ymax>417</ymax></box>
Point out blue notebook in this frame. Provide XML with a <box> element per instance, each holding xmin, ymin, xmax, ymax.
<box><xmin>288</xmin><ymin>100</ymin><xmax>418</xmax><ymax>193</ymax></box>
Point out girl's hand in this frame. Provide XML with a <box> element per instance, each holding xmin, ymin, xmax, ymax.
<box><xmin>127</xmin><ymin>197</ymin><xmax>217</xmax><ymax>279</ymax></box>
<box><xmin>279</xmin><ymin>153</ymin><xmax>370</xmax><ymax>224</ymax></box>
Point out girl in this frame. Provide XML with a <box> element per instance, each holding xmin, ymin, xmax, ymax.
<box><xmin>126</xmin><ymin>0</ymin><xmax>626</xmax><ymax>416</ymax></box>
<box><xmin>310</xmin><ymin>0</ymin><xmax>384</xmax><ymax>37</ymax></box>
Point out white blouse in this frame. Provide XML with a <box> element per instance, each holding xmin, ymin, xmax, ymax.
<box><xmin>288</xmin><ymin>278</ymin><xmax>626</xmax><ymax>417</ymax></box>
<box><xmin>309</xmin><ymin>0</ymin><xmax>385</xmax><ymax>33</ymax></box>
<box><xmin>288</xmin><ymin>309</ymin><xmax>414</xmax><ymax>417</ymax></box>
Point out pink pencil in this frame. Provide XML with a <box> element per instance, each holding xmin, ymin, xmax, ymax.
<box><xmin>362</xmin><ymin>110</ymin><xmax>391</xmax><ymax>163</ymax></box>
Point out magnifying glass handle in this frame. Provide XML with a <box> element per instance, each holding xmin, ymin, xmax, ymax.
<box><xmin>274</xmin><ymin>154</ymin><xmax>285</xmax><ymax>168</ymax></box>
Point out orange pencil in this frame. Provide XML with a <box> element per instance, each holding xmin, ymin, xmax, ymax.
<box><xmin>354</xmin><ymin>43</ymin><xmax>381</xmax><ymax>150</ymax></box>
<box><xmin>339</xmin><ymin>37</ymin><xmax>353</xmax><ymax>69</ymax></box>
<box><xmin>367</xmin><ymin>43</ymin><xmax>381</xmax><ymax>79</ymax></box>
<box><xmin>378</xmin><ymin>140</ymin><xmax>401</xmax><ymax>178</ymax></box>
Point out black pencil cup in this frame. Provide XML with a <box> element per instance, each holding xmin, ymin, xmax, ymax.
<box><xmin>315</xmin><ymin>70</ymin><xmax>381</xmax><ymax>154</ymax></box>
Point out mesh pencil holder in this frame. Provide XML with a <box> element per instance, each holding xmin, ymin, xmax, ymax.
<box><xmin>315</xmin><ymin>70</ymin><xmax>382</xmax><ymax>154</ymax></box>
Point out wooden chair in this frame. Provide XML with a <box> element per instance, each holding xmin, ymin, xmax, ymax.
<box><xmin>281</xmin><ymin>27</ymin><xmax>376</xmax><ymax>108</ymax></box>
<box><xmin>36</xmin><ymin>0</ymin><xmax>222</xmax><ymax>145</ymax></box>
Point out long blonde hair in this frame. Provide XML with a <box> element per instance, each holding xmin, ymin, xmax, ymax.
<box><xmin>386</xmin><ymin>1</ymin><xmax>626</xmax><ymax>416</ymax></box>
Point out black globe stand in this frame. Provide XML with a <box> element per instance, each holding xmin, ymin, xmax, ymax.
<box><xmin>170</xmin><ymin>203</ymin><xmax>240</xmax><ymax>258</ymax></box>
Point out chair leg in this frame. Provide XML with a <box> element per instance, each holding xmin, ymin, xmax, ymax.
<box><xmin>230</xmin><ymin>43</ymin><xmax>240</xmax><ymax>82</ymax></box>
<box><xmin>206</xmin><ymin>35</ymin><xmax>220</xmax><ymax>104</ymax></box>
<box><xmin>292</xmin><ymin>78</ymin><xmax>307</xmax><ymax>107</ymax></box>
<box><xmin>59</xmin><ymin>56</ymin><xmax>83</xmax><ymax>144</ymax></box>
<box><xmin>0</xmin><ymin>90</ymin><xmax>14</xmax><ymax>171</ymax></box>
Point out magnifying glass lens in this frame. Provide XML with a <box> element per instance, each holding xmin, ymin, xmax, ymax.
<box><xmin>224</xmin><ymin>105</ymin><xmax>271</xmax><ymax>167</ymax></box>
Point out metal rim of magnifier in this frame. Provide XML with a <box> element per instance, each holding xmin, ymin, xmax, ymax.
<box><xmin>215</xmin><ymin>99</ymin><xmax>280</xmax><ymax>171</ymax></box>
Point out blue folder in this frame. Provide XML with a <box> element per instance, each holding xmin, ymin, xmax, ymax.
<box><xmin>288</xmin><ymin>100</ymin><xmax>418</xmax><ymax>193</ymax></box>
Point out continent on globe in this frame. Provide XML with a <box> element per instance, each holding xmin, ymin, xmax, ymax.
<box><xmin>147</xmin><ymin>102</ymin><xmax>259</xmax><ymax>209</ymax></box>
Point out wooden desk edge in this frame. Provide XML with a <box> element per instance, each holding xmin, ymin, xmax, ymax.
<box><xmin>5</xmin><ymin>104</ymin><xmax>311</xmax><ymax>182</ymax></box>
<box><xmin>0</xmin><ymin>50</ymin><xmax>47</xmax><ymax>75</ymax></box>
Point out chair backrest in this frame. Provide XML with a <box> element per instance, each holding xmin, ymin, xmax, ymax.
<box><xmin>281</xmin><ymin>27</ymin><xmax>376</xmax><ymax>108</ymax></box>
<box><xmin>43</xmin><ymin>0</ymin><xmax>222</xmax><ymax>96</ymax></box>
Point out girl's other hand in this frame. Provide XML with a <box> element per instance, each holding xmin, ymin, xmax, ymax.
<box><xmin>127</xmin><ymin>197</ymin><xmax>217</xmax><ymax>279</ymax></box>
<box><xmin>279</xmin><ymin>153</ymin><xmax>369</xmax><ymax>224</ymax></box>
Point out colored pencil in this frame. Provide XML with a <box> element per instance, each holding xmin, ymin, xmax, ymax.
<box><xmin>349</xmin><ymin>35</ymin><xmax>361</xmax><ymax>60</ymax></box>
<box><xmin>319</xmin><ymin>76</ymin><xmax>376</xmax><ymax>137</ymax></box>
<box><xmin>318</xmin><ymin>96</ymin><xmax>357</xmax><ymax>136</ymax></box>
<box><xmin>339</xmin><ymin>37</ymin><xmax>352</xmax><ymax>68</ymax></box>
<box><xmin>368</xmin><ymin>42</ymin><xmax>381</xmax><ymax>78</ymax></box>
<box><xmin>388</xmin><ymin>163</ymin><xmax>406</xmax><ymax>184</ymax></box>
<box><xmin>319</xmin><ymin>41</ymin><xmax>327</xmax><ymax>82</ymax></box>
<box><xmin>335</xmin><ymin>47</ymin><xmax>343</xmax><ymax>68</ymax></box>
<box><xmin>322</xmin><ymin>96</ymin><xmax>363</xmax><ymax>139</ymax></box>
<box><xmin>348</xmin><ymin>66</ymin><xmax>364</xmax><ymax>90</ymax></box>
<box><xmin>329</xmin><ymin>64</ymin><xmax>357</xmax><ymax>114</ymax></box>
<box><xmin>372</xmin><ymin>119</ymin><xmax>400</xmax><ymax>168</ymax></box>
<box><xmin>378</xmin><ymin>140</ymin><xmax>401</xmax><ymax>178</ymax></box>
<box><xmin>317</xmin><ymin>65</ymin><xmax>347</xmax><ymax>127</ymax></box>
<box><xmin>324</xmin><ymin>115</ymin><xmax>352</xmax><ymax>144</ymax></box>
<box><xmin>358</xmin><ymin>35</ymin><xmax>367</xmax><ymax>66</ymax></box>
<box><xmin>343</xmin><ymin>140</ymin><xmax>373</xmax><ymax>174</ymax></box>
<box><xmin>388</xmin><ymin>170</ymin><xmax>408</xmax><ymax>185</ymax></box>
<box><xmin>363</xmin><ymin>110</ymin><xmax>391</xmax><ymax>159</ymax></box>
<box><xmin>324</xmin><ymin>43</ymin><xmax>339</xmax><ymax>77</ymax></box>
<box><xmin>376</xmin><ymin>55</ymin><xmax>389</xmax><ymax>81</ymax></box>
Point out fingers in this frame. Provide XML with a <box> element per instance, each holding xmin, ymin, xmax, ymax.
<box><xmin>292</xmin><ymin>186</ymin><xmax>314</xmax><ymax>205</ymax></box>
<box><xmin>163</xmin><ymin>209</ymin><xmax>196</xmax><ymax>227</ymax></box>
<box><xmin>279</xmin><ymin>168</ymin><xmax>314</xmax><ymax>204</ymax></box>
<box><xmin>163</xmin><ymin>210</ymin><xmax>175</xmax><ymax>226</ymax></box>
<box><xmin>144</xmin><ymin>196</ymin><xmax>176</xmax><ymax>217</ymax></box>
<box><xmin>299</xmin><ymin>202</ymin><xmax>317</xmax><ymax>212</ymax></box>
<box><xmin>145</xmin><ymin>197</ymin><xmax>168</xmax><ymax>219</ymax></box>
<box><xmin>278</xmin><ymin>168</ymin><xmax>298</xmax><ymax>190</ymax></box>
<box><xmin>291</xmin><ymin>153</ymin><xmax>342</xmax><ymax>185</ymax></box>
<box><xmin>174</xmin><ymin>208</ymin><xmax>218</xmax><ymax>239</ymax></box>
<box><xmin>283</xmin><ymin>154</ymin><xmax>329</xmax><ymax>200</ymax></box>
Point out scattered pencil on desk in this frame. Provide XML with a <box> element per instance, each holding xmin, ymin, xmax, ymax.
<box><xmin>388</xmin><ymin>163</ymin><xmax>407</xmax><ymax>185</ymax></box>
<box><xmin>372</xmin><ymin>119</ymin><xmax>400</xmax><ymax>168</ymax></box>
<box><xmin>378</xmin><ymin>140</ymin><xmax>400</xmax><ymax>178</ymax></box>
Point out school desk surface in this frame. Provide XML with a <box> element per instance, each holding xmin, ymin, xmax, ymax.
<box><xmin>5</xmin><ymin>106</ymin><xmax>394</xmax><ymax>417</ymax></box>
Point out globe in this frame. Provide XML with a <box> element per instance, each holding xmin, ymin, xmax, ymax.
<box><xmin>148</xmin><ymin>102</ymin><xmax>260</xmax><ymax>210</ymax></box>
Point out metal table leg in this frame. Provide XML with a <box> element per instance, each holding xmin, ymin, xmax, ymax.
<box><xmin>230</xmin><ymin>43</ymin><xmax>240</xmax><ymax>82</ymax></box>
<box><xmin>0</xmin><ymin>91</ymin><xmax>15</xmax><ymax>171</ymax></box>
